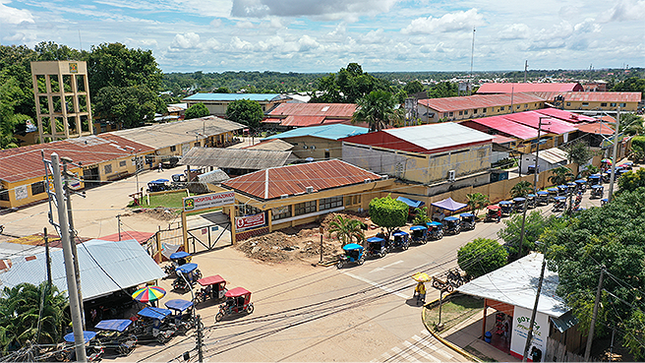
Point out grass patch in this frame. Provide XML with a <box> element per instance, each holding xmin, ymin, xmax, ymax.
<box><xmin>128</xmin><ymin>190</ymin><xmax>189</xmax><ymax>209</ymax></box>
<box><xmin>425</xmin><ymin>294</ymin><xmax>484</xmax><ymax>332</ymax></box>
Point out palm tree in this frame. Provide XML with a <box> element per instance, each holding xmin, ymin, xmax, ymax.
<box><xmin>510</xmin><ymin>181</ymin><xmax>533</xmax><ymax>198</ymax></box>
<box><xmin>580</xmin><ymin>164</ymin><xmax>600</xmax><ymax>178</ymax></box>
<box><xmin>466</xmin><ymin>193</ymin><xmax>490</xmax><ymax>217</ymax></box>
<box><xmin>327</xmin><ymin>215</ymin><xmax>366</xmax><ymax>246</ymax></box>
<box><xmin>352</xmin><ymin>90</ymin><xmax>404</xmax><ymax>132</ymax></box>
<box><xmin>412</xmin><ymin>206</ymin><xmax>429</xmax><ymax>226</ymax></box>
<box><xmin>548</xmin><ymin>166</ymin><xmax>575</xmax><ymax>186</ymax></box>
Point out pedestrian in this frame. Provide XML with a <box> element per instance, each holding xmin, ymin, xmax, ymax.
<box><xmin>158</xmin><ymin>162</ymin><xmax>162</xmax><ymax>172</ymax></box>
<box><xmin>414</xmin><ymin>282</ymin><xmax>426</xmax><ymax>305</ymax></box>
<box><xmin>496</xmin><ymin>208</ymin><xmax>502</xmax><ymax>223</ymax></box>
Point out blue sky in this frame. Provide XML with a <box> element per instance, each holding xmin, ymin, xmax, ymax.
<box><xmin>1</xmin><ymin>0</ymin><xmax>644</xmax><ymax>73</ymax></box>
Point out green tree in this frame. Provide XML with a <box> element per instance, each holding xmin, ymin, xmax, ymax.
<box><xmin>548</xmin><ymin>166</ymin><xmax>575</xmax><ymax>186</ymax></box>
<box><xmin>631</xmin><ymin>135</ymin><xmax>645</xmax><ymax>162</ymax></box>
<box><xmin>225</xmin><ymin>99</ymin><xmax>264</xmax><ymax>129</ymax></box>
<box><xmin>213</xmin><ymin>86</ymin><xmax>230</xmax><ymax>93</ymax></box>
<box><xmin>466</xmin><ymin>193</ymin><xmax>489</xmax><ymax>218</ymax></box>
<box><xmin>497</xmin><ymin>211</ymin><xmax>560</xmax><ymax>257</ymax></box>
<box><xmin>368</xmin><ymin>195</ymin><xmax>408</xmax><ymax>237</ymax></box>
<box><xmin>457</xmin><ymin>238</ymin><xmax>508</xmax><ymax>278</ymax></box>
<box><xmin>611</xmin><ymin>76</ymin><xmax>645</xmax><ymax>98</ymax></box>
<box><xmin>352</xmin><ymin>90</ymin><xmax>404</xmax><ymax>131</ymax></box>
<box><xmin>184</xmin><ymin>103</ymin><xmax>210</xmax><ymax>120</ymax></box>
<box><xmin>0</xmin><ymin>77</ymin><xmax>31</xmax><ymax>149</ymax></box>
<box><xmin>93</xmin><ymin>85</ymin><xmax>165</xmax><ymax>128</ymax></box>
<box><xmin>620</xmin><ymin>113</ymin><xmax>644</xmax><ymax>135</ymax></box>
<box><xmin>510</xmin><ymin>180</ymin><xmax>533</xmax><ymax>198</ymax></box>
<box><xmin>412</xmin><ymin>206</ymin><xmax>429</xmax><ymax>226</ymax></box>
<box><xmin>87</xmin><ymin>42</ymin><xmax>162</xmax><ymax>92</ymax></box>
<box><xmin>311</xmin><ymin>63</ymin><xmax>391</xmax><ymax>104</ymax></box>
<box><xmin>327</xmin><ymin>215</ymin><xmax>366</xmax><ymax>246</ymax></box>
<box><xmin>34</xmin><ymin>41</ymin><xmax>84</xmax><ymax>61</ymax></box>
<box><xmin>617</xmin><ymin>168</ymin><xmax>645</xmax><ymax>193</ymax></box>
<box><xmin>428</xmin><ymin>81</ymin><xmax>458</xmax><ymax>98</ymax></box>
<box><xmin>404</xmin><ymin>80</ymin><xmax>424</xmax><ymax>95</ymax></box>
<box><xmin>565</xmin><ymin>141</ymin><xmax>592</xmax><ymax>176</ymax></box>
<box><xmin>580</xmin><ymin>164</ymin><xmax>599</xmax><ymax>178</ymax></box>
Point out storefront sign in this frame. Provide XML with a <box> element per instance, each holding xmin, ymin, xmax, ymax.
<box><xmin>235</xmin><ymin>213</ymin><xmax>266</xmax><ymax>231</ymax></box>
<box><xmin>15</xmin><ymin>185</ymin><xmax>27</xmax><ymax>200</ymax></box>
<box><xmin>510</xmin><ymin>306</ymin><xmax>549</xmax><ymax>361</ymax></box>
<box><xmin>183</xmin><ymin>191</ymin><xmax>234</xmax><ymax>211</ymax></box>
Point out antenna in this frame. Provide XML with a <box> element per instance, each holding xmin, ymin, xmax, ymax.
<box><xmin>524</xmin><ymin>60</ymin><xmax>528</xmax><ymax>83</ymax></box>
<box><xmin>469</xmin><ymin>27</ymin><xmax>476</xmax><ymax>95</ymax></box>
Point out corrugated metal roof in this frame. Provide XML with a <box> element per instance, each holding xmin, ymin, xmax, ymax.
<box><xmin>109</xmin><ymin>116</ymin><xmax>244</xmax><ymax>150</ymax></box>
<box><xmin>417</xmin><ymin>92</ymin><xmax>544</xmax><ymax>112</ymax></box>
<box><xmin>243</xmin><ymin>139</ymin><xmax>294</xmax><ymax>151</ymax></box>
<box><xmin>560</xmin><ymin>91</ymin><xmax>642</xmax><ymax>103</ymax></box>
<box><xmin>222</xmin><ymin>159</ymin><xmax>383</xmax><ymax>200</ymax></box>
<box><xmin>0</xmin><ymin>239</ymin><xmax>166</xmax><ymax>301</ymax></box>
<box><xmin>268</xmin><ymin>103</ymin><xmax>357</xmax><ymax>117</ymax></box>
<box><xmin>262</xmin><ymin>124</ymin><xmax>368</xmax><ymax>141</ymax></box>
<box><xmin>281</xmin><ymin>115</ymin><xmax>326</xmax><ymax>127</ymax></box>
<box><xmin>98</xmin><ymin>231</ymin><xmax>155</xmax><ymax>244</ymax></box>
<box><xmin>491</xmin><ymin>134</ymin><xmax>516</xmax><ymax>144</ymax></box>
<box><xmin>503</xmin><ymin>111</ymin><xmax>577</xmax><ymax>135</ymax></box>
<box><xmin>0</xmin><ymin>134</ymin><xmax>154</xmax><ymax>183</ymax></box>
<box><xmin>458</xmin><ymin>252</ymin><xmax>569</xmax><ymax>318</ymax></box>
<box><xmin>183</xmin><ymin>93</ymin><xmax>284</xmax><ymax>102</ymax></box>
<box><xmin>180</xmin><ymin>147</ymin><xmax>293</xmax><ymax>170</ymax></box>
<box><xmin>461</xmin><ymin>117</ymin><xmax>540</xmax><ymax>140</ymax></box>
<box><xmin>575</xmin><ymin>122</ymin><xmax>615</xmax><ymax>135</ymax></box>
<box><xmin>477</xmin><ymin>82</ymin><xmax>584</xmax><ymax>94</ymax></box>
<box><xmin>535</xmin><ymin>108</ymin><xmax>596</xmax><ymax>123</ymax></box>
<box><xmin>534</xmin><ymin>147</ymin><xmax>569</xmax><ymax>164</ymax></box>
<box><xmin>384</xmin><ymin>123</ymin><xmax>494</xmax><ymax>151</ymax></box>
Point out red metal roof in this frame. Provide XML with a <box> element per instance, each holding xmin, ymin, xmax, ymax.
<box><xmin>575</xmin><ymin>122</ymin><xmax>615</xmax><ymax>135</ymax></box>
<box><xmin>535</xmin><ymin>108</ymin><xmax>596</xmax><ymax>123</ymax></box>
<box><xmin>490</xmin><ymin>135</ymin><xmax>516</xmax><ymax>144</ymax></box>
<box><xmin>99</xmin><ymin>231</ymin><xmax>155</xmax><ymax>244</ymax></box>
<box><xmin>503</xmin><ymin>111</ymin><xmax>578</xmax><ymax>135</ymax></box>
<box><xmin>281</xmin><ymin>115</ymin><xmax>326</xmax><ymax>127</ymax></box>
<box><xmin>560</xmin><ymin>91</ymin><xmax>642</xmax><ymax>103</ymax></box>
<box><xmin>268</xmin><ymin>103</ymin><xmax>357</xmax><ymax>117</ymax></box>
<box><xmin>222</xmin><ymin>160</ymin><xmax>382</xmax><ymax>200</ymax></box>
<box><xmin>0</xmin><ymin>134</ymin><xmax>154</xmax><ymax>183</ymax></box>
<box><xmin>460</xmin><ymin>116</ymin><xmax>540</xmax><ymax>140</ymax></box>
<box><xmin>477</xmin><ymin>82</ymin><xmax>584</xmax><ymax>94</ymax></box>
<box><xmin>418</xmin><ymin>93</ymin><xmax>544</xmax><ymax>113</ymax></box>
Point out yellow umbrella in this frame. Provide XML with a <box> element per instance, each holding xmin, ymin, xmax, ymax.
<box><xmin>412</xmin><ymin>272</ymin><xmax>431</xmax><ymax>282</ymax></box>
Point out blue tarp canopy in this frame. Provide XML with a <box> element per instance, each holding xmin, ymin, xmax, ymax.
<box><xmin>444</xmin><ymin>216</ymin><xmax>459</xmax><ymax>221</ymax></box>
<box><xmin>396</xmin><ymin>196</ymin><xmax>425</xmax><ymax>209</ymax></box>
<box><xmin>460</xmin><ymin>213</ymin><xmax>474</xmax><ymax>218</ymax></box>
<box><xmin>170</xmin><ymin>251</ymin><xmax>190</xmax><ymax>259</ymax></box>
<box><xmin>95</xmin><ymin>319</ymin><xmax>132</xmax><ymax>332</ymax></box>
<box><xmin>64</xmin><ymin>331</ymin><xmax>97</xmax><ymax>343</ymax></box>
<box><xmin>431</xmin><ymin>197</ymin><xmax>467</xmax><ymax>211</ymax></box>
<box><xmin>343</xmin><ymin>243</ymin><xmax>363</xmax><ymax>251</ymax></box>
<box><xmin>537</xmin><ymin>191</ymin><xmax>549</xmax><ymax>195</ymax></box>
<box><xmin>426</xmin><ymin>221</ymin><xmax>443</xmax><ymax>227</ymax></box>
<box><xmin>366</xmin><ymin>237</ymin><xmax>385</xmax><ymax>243</ymax></box>
<box><xmin>165</xmin><ymin>299</ymin><xmax>193</xmax><ymax>312</ymax></box>
<box><xmin>176</xmin><ymin>263</ymin><xmax>198</xmax><ymax>273</ymax></box>
<box><xmin>392</xmin><ymin>231</ymin><xmax>409</xmax><ymax>237</ymax></box>
<box><xmin>410</xmin><ymin>225</ymin><xmax>427</xmax><ymax>231</ymax></box>
<box><xmin>138</xmin><ymin>307</ymin><xmax>172</xmax><ymax>320</ymax></box>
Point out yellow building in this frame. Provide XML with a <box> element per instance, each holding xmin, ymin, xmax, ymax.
<box><xmin>559</xmin><ymin>92</ymin><xmax>641</xmax><ymax>112</ymax></box>
<box><xmin>182</xmin><ymin>93</ymin><xmax>290</xmax><ymax>117</ymax></box>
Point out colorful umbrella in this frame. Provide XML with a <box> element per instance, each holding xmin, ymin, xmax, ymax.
<box><xmin>601</xmin><ymin>158</ymin><xmax>612</xmax><ymax>165</ymax></box>
<box><xmin>412</xmin><ymin>272</ymin><xmax>431</xmax><ymax>282</ymax></box>
<box><xmin>132</xmin><ymin>286</ymin><xmax>166</xmax><ymax>303</ymax></box>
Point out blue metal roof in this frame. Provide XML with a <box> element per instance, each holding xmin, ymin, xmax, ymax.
<box><xmin>138</xmin><ymin>307</ymin><xmax>172</xmax><ymax>320</ymax></box>
<box><xmin>170</xmin><ymin>251</ymin><xmax>190</xmax><ymax>259</ymax></box>
<box><xmin>0</xmin><ymin>239</ymin><xmax>166</xmax><ymax>301</ymax></box>
<box><xmin>396</xmin><ymin>196</ymin><xmax>425</xmax><ymax>208</ymax></box>
<box><xmin>262</xmin><ymin>124</ymin><xmax>368</xmax><ymax>141</ymax></box>
<box><xmin>184</xmin><ymin>93</ymin><xmax>282</xmax><ymax>102</ymax></box>
<box><xmin>343</xmin><ymin>243</ymin><xmax>363</xmax><ymax>251</ymax></box>
<box><xmin>392</xmin><ymin>231</ymin><xmax>409</xmax><ymax>236</ymax></box>
<box><xmin>64</xmin><ymin>331</ymin><xmax>97</xmax><ymax>343</ymax></box>
<box><xmin>176</xmin><ymin>263</ymin><xmax>198</xmax><ymax>273</ymax></box>
<box><xmin>165</xmin><ymin>299</ymin><xmax>194</xmax><ymax>312</ymax></box>
<box><xmin>444</xmin><ymin>216</ymin><xmax>459</xmax><ymax>221</ymax></box>
<box><xmin>410</xmin><ymin>225</ymin><xmax>427</xmax><ymax>231</ymax></box>
<box><xmin>95</xmin><ymin>319</ymin><xmax>132</xmax><ymax>332</ymax></box>
<box><xmin>367</xmin><ymin>237</ymin><xmax>385</xmax><ymax>243</ymax></box>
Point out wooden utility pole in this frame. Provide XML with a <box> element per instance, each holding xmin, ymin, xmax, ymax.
<box><xmin>522</xmin><ymin>253</ymin><xmax>547</xmax><ymax>362</ymax></box>
<box><xmin>584</xmin><ymin>267</ymin><xmax>605</xmax><ymax>361</ymax></box>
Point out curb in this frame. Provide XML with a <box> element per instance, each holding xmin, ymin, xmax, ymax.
<box><xmin>421</xmin><ymin>296</ymin><xmax>483</xmax><ymax>363</ymax></box>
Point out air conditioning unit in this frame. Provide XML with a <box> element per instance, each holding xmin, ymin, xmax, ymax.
<box><xmin>310</xmin><ymin>145</ymin><xmax>316</xmax><ymax>150</ymax></box>
<box><xmin>305</xmin><ymin>186</ymin><xmax>314</xmax><ymax>193</ymax></box>
<box><xmin>280</xmin><ymin>194</ymin><xmax>288</xmax><ymax>199</ymax></box>
<box><xmin>448</xmin><ymin>170</ymin><xmax>456</xmax><ymax>182</ymax></box>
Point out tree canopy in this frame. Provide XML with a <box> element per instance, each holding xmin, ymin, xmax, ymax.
<box><xmin>457</xmin><ymin>238</ymin><xmax>508</xmax><ymax>278</ymax></box>
<box><xmin>93</xmin><ymin>85</ymin><xmax>165</xmax><ymax>129</ymax></box>
<box><xmin>611</xmin><ymin>76</ymin><xmax>645</xmax><ymax>98</ymax></box>
<box><xmin>87</xmin><ymin>42</ymin><xmax>162</xmax><ymax>92</ymax></box>
<box><xmin>368</xmin><ymin>195</ymin><xmax>408</xmax><ymax>236</ymax></box>
<box><xmin>311</xmin><ymin>63</ymin><xmax>392</xmax><ymax>104</ymax></box>
<box><xmin>352</xmin><ymin>90</ymin><xmax>403</xmax><ymax>131</ymax></box>
<box><xmin>185</xmin><ymin>103</ymin><xmax>210</xmax><ymax>120</ymax></box>
<box><xmin>225</xmin><ymin>99</ymin><xmax>264</xmax><ymax>129</ymax></box>
<box><xmin>497</xmin><ymin>210</ymin><xmax>562</xmax><ymax>258</ymax></box>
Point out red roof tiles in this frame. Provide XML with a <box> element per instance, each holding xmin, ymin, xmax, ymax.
<box><xmin>418</xmin><ymin>93</ymin><xmax>544</xmax><ymax>113</ymax></box>
<box><xmin>503</xmin><ymin>111</ymin><xmax>577</xmax><ymax>135</ymax></box>
<box><xmin>535</xmin><ymin>108</ymin><xmax>596</xmax><ymax>123</ymax></box>
<box><xmin>477</xmin><ymin>82</ymin><xmax>584</xmax><ymax>94</ymax></box>
<box><xmin>460</xmin><ymin>117</ymin><xmax>540</xmax><ymax>140</ymax></box>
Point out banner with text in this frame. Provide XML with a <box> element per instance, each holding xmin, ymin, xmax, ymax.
<box><xmin>510</xmin><ymin>305</ymin><xmax>549</xmax><ymax>361</ymax></box>
<box><xmin>235</xmin><ymin>213</ymin><xmax>266</xmax><ymax>231</ymax></box>
<box><xmin>183</xmin><ymin>191</ymin><xmax>235</xmax><ymax>212</ymax></box>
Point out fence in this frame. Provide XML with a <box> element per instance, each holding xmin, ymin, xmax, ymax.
<box><xmin>546</xmin><ymin>337</ymin><xmax>598</xmax><ymax>362</ymax></box>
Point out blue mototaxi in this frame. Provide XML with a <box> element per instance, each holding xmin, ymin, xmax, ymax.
<box><xmin>391</xmin><ymin>230</ymin><xmax>410</xmax><ymax>250</ymax></box>
<box><xmin>499</xmin><ymin>201</ymin><xmax>513</xmax><ymax>216</ymax></box>
<box><xmin>553</xmin><ymin>196</ymin><xmax>567</xmax><ymax>211</ymax></box>
<box><xmin>147</xmin><ymin>179</ymin><xmax>170</xmax><ymax>193</ymax></box>
<box><xmin>557</xmin><ymin>185</ymin><xmax>569</xmax><ymax>197</ymax></box>
<box><xmin>547</xmin><ymin>188</ymin><xmax>559</xmax><ymax>202</ymax></box>
<box><xmin>587</xmin><ymin>174</ymin><xmax>602</xmax><ymax>186</ymax></box>
<box><xmin>536</xmin><ymin>191</ymin><xmax>549</xmax><ymax>206</ymax></box>
<box><xmin>366</xmin><ymin>237</ymin><xmax>388</xmax><ymax>258</ymax></box>
<box><xmin>337</xmin><ymin>243</ymin><xmax>365</xmax><ymax>268</ymax></box>
<box><xmin>591</xmin><ymin>184</ymin><xmax>604</xmax><ymax>199</ymax></box>
<box><xmin>426</xmin><ymin>221</ymin><xmax>444</xmax><ymax>240</ymax></box>
<box><xmin>575</xmin><ymin>179</ymin><xmax>587</xmax><ymax>193</ymax></box>
<box><xmin>567</xmin><ymin>182</ymin><xmax>577</xmax><ymax>194</ymax></box>
<box><xmin>459</xmin><ymin>213</ymin><xmax>476</xmax><ymax>231</ymax></box>
<box><xmin>409</xmin><ymin>225</ymin><xmax>428</xmax><ymax>245</ymax></box>
<box><xmin>164</xmin><ymin>299</ymin><xmax>194</xmax><ymax>334</ymax></box>
<box><xmin>135</xmin><ymin>307</ymin><xmax>176</xmax><ymax>344</ymax></box>
<box><xmin>60</xmin><ymin>331</ymin><xmax>103</xmax><ymax>362</ymax></box>
<box><xmin>526</xmin><ymin>194</ymin><xmax>536</xmax><ymax>209</ymax></box>
<box><xmin>164</xmin><ymin>251</ymin><xmax>191</xmax><ymax>277</ymax></box>
<box><xmin>172</xmin><ymin>263</ymin><xmax>202</xmax><ymax>292</ymax></box>
<box><xmin>512</xmin><ymin>197</ymin><xmax>526</xmax><ymax>213</ymax></box>
<box><xmin>601</xmin><ymin>198</ymin><xmax>609</xmax><ymax>206</ymax></box>
<box><xmin>443</xmin><ymin>216</ymin><xmax>461</xmax><ymax>235</ymax></box>
<box><xmin>94</xmin><ymin>319</ymin><xmax>138</xmax><ymax>356</ymax></box>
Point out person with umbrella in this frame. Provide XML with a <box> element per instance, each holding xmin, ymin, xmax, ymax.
<box><xmin>412</xmin><ymin>272</ymin><xmax>430</xmax><ymax>305</ymax></box>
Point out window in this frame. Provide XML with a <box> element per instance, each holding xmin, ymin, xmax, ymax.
<box><xmin>170</xmin><ymin>145</ymin><xmax>176</xmax><ymax>152</ymax></box>
<box><xmin>104</xmin><ymin>164</ymin><xmax>112</xmax><ymax>174</ymax></box>
<box><xmin>611</xmin><ymin>103</ymin><xmax>617</xmax><ymax>107</ymax></box>
<box><xmin>473</xmin><ymin>109</ymin><xmax>478</xmax><ymax>114</ymax></box>
<box><xmin>524</xmin><ymin>104</ymin><xmax>528</xmax><ymax>108</ymax></box>
<box><xmin>354</xmin><ymin>195</ymin><xmax>361</xmax><ymax>205</ymax></box>
<box><xmin>582</xmin><ymin>102</ymin><xmax>589</xmax><ymax>107</ymax></box>
<box><xmin>449</xmin><ymin>112</ymin><xmax>453</xmax><ymax>116</ymax></box>
<box><xmin>272</xmin><ymin>206</ymin><xmax>291</xmax><ymax>220</ymax></box>
<box><xmin>601</xmin><ymin>103</ymin><xmax>607</xmax><ymax>107</ymax></box>
<box><xmin>0</xmin><ymin>190</ymin><xmax>9</xmax><ymax>201</ymax></box>
<box><xmin>500</xmin><ymin>106</ymin><xmax>505</xmax><ymax>111</ymax></box>
<box><xmin>516</xmin><ymin>105</ymin><xmax>520</xmax><ymax>109</ymax></box>
<box><xmin>294</xmin><ymin>200</ymin><xmax>316</xmax><ymax>216</ymax></box>
<box><xmin>31</xmin><ymin>181</ymin><xmax>45</xmax><ymax>195</ymax></box>
<box><xmin>194</xmin><ymin>142</ymin><xmax>200</xmax><ymax>147</ymax></box>
<box><xmin>458</xmin><ymin>111</ymin><xmax>463</xmax><ymax>115</ymax></box>
<box><xmin>238</xmin><ymin>204</ymin><xmax>262</xmax><ymax>217</ymax></box>
<box><xmin>345</xmin><ymin>196</ymin><xmax>353</xmax><ymax>206</ymax></box>
<box><xmin>482</xmin><ymin>108</ymin><xmax>487</xmax><ymax>113</ymax></box>
<box><xmin>119</xmin><ymin>160</ymin><xmax>126</xmax><ymax>167</ymax></box>
<box><xmin>621</xmin><ymin>103</ymin><xmax>626</xmax><ymax>107</ymax></box>
<box><xmin>319</xmin><ymin>196</ymin><xmax>343</xmax><ymax>211</ymax></box>
<box><xmin>566</xmin><ymin>102</ymin><xmax>571</xmax><ymax>106</ymax></box>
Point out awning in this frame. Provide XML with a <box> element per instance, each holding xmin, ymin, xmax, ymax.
<box><xmin>431</xmin><ymin>197</ymin><xmax>467</xmax><ymax>211</ymax></box>
<box><xmin>550</xmin><ymin>310</ymin><xmax>579</xmax><ymax>333</ymax></box>
<box><xmin>397</xmin><ymin>196</ymin><xmax>425</xmax><ymax>208</ymax></box>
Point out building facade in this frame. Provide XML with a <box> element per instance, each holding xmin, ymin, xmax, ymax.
<box><xmin>182</xmin><ymin>93</ymin><xmax>290</xmax><ymax>117</ymax></box>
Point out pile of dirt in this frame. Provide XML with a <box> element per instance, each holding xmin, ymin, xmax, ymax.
<box><xmin>133</xmin><ymin>207</ymin><xmax>177</xmax><ymax>221</ymax></box>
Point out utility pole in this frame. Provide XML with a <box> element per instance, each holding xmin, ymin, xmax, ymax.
<box><xmin>44</xmin><ymin>228</ymin><xmax>52</xmax><ymax>288</ymax></box>
<box><xmin>584</xmin><ymin>267</ymin><xmax>606</xmax><ymax>361</ymax></box>
<box><xmin>608</xmin><ymin>107</ymin><xmax>621</xmax><ymax>202</ymax></box>
<box><xmin>469</xmin><ymin>27</ymin><xmax>476</xmax><ymax>96</ymax></box>
<box><xmin>50</xmin><ymin>153</ymin><xmax>87</xmax><ymax>363</ymax></box>
<box><xmin>117</xmin><ymin>214</ymin><xmax>122</xmax><ymax>241</ymax></box>
<box><xmin>524</xmin><ymin>60</ymin><xmax>528</xmax><ymax>83</ymax></box>
<box><xmin>521</xmin><ymin>252</ymin><xmax>547</xmax><ymax>362</ymax></box>
<box><xmin>196</xmin><ymin>314</ymin><xmax>204</xmax><ymax>362</ymax></box>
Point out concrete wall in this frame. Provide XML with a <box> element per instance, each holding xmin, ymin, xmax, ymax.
<box><xmin>284</xmin><ymin>136</ymin><xmax>342</xmax><ymax>160</ymax></box>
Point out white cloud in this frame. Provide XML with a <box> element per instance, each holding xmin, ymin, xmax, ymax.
<box><xmin>602</xmin><ymin>0</ymin><xmax>645</xmax><ymax>22</ymax></box>
<box><xmin>171</xmin><ymin>32</ymin><xmax>201</xmax><ymax>49</ymax></box>
<box><xmin>0</xmin><ymin>1</ymin><xmax>35</xmax><ymax>24</ymax></box>
<box><xmin>235</xmin><ymin>20</ymin><xmax>256</xmax><ymax>28</ymax></box>
<box><xmin>210</xmin><ymin>19</ymin><xmax>223</xmax><ymax>27</ymax></box>
<box><xmin>401</xmin><ymin>9</ymin><xmax>484</xmax><ymax>34</ymax></box>
<box><xmin>361</xmin><ymin>29</ymin><xmax>386</xmax><ymax>44</ymax></box>
<box><xmin>230</xmin><ymin>0</ymin><xmax>399</xmax><ymax>20</ymax></box>
<box><xmin>298</xmin><ymin>35</ymin><xmax>319</xmax><ymax>51</ymax></box>
<box><xmin>230</xmin><ymin>36</ymin><xmax>253</xmax><ymax>50</ymax></box>
<box><xmin>498</xmin><ymin>23</ymin><xmax>530</xmax><ymax>40</ymax></box>
<box><xmin>574</xmin><ymin>18</ymin><xmax>601</xmax><ymax>33</ymax></box>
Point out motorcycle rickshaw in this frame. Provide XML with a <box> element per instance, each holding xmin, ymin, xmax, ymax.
<box><xmin>56</xmin><ymin>331</ymin><xmax>104</xmax><ymax>362</ymax></box>
<box><xmin>459</xmin><ymin>213</ymin><xmax>476</xmax><ymax>231</ymax></box>
<box><xmin>443</xmin><ymin>216</ymin><xmax>461</xmax><ymax>235</ymax></box>
<box><xmin>553</xmin><ymin>196</ymin><xmax>567</xmax><ymax>212</ymax></box>
<box><xmin>499</xmin><ymin>201</ymin><xmax>513</xmax><ymax>217</ymax></box>
<box><xmin>133</xmin><ymin>307</ymin><xmax>176</xmax><ymax>344</ymax></box>
<box><xmin>366</xmin><ymin>237</ymin><xmax>389</xmax><ymax>258</ymax></box>
<box><xmin>512</xmin><ymin>197</ymin><xmax>526</xmax><ymax>213</ymax></box>
<box><xmin>587</xmin><ymin>174</ymin><xmax>602</xmax><ymax>186</ymax></box>
<box><xmin>94</xmin><ymin>319</ymin><xmax>138</xmax><ymax>356</ymax></box>
<box><xmin>147</xmin><ymin>179</ymin><xmax>170</xmax><ymax>193</ymax></box>
<box><xmin>173</xmin><ymin>263</ymin><xmax>203</xmax><ymax>292</ymax></box>
<box><xmin>526</xmin><ymin>194</ymin><xmax>536</xmax><ymax>209</ymax></box>
<box><xmin>620</xmin><ymin>162</ymin><xmax>634</xmax><ymax>170</ymax></box>
<box><xmin>337</xmin><ymin>243</ymin><xmax>365</xmax><ymax>269</ymax></box>
<box><xmin>618</xmin><ymin>169</ymin><xmax>630</xmax><ymax>178</ymax></box>
<box><xmin>601</xmin><ymin>198</ymin><xmax>609</xmax><ymax>206</ymax></box>
<box><xmin>195</xmin><ymin>275</ymin><xmax>228</xmax><ymax>305</ymax></box>
<box><xmin>567</xmin><ymin>182</ymin><xmax>577</xmax><ymax>194</ymax></box>
<box><xmin>163</xmin><ymin>251</ymin><xmax>191</xmax><ymax>278</ymax></box>
<box><xmin>391</xmin><ymin>229</ymin><xmax>410</xmax><ymax>251</ymax></box>
<box><xmin>602</xmin><ymin>171</ymin><xmax>611</xmax><ymax>183</ymax></box>
<box><xmin>536</xmin><ymin>191</ymin><xmax>549</xmax><ymax>206</ymax></box>
<box><xmin>409</xmin><ymin>225</ymin><xmax>428</xmax><ymax>245</ymax></box>
<box><xmin>215</xmin><ymin>287</ymin><xmax>254</xmax><ymax>322</ymax></box>
<box><xmin>575</xmin><ymin>179</ymin><xmax>587</xmax><ymax>193</ymax></box>
<box><xmin>164</xmin><ymin>299</ymin><xmax>194</xmax><ymax>335</ymax></box>
<box><xmin>591</xmin><ymin>184</ymin><xmax>604</xmax><ymax>199</ymax></box>
<box><xmin>557</xmin><ymin>185</ymin><xmax>569</xmax><ymax>197</ymax></box>
<box><xmin>426</xmin><ymin>221</ymin><xmax>444</xmax><ymax>240</ymax></box>
<box><xmin>547</xmin><ymin>188</ymin><xmax>559</xmax><ymax>202</ymax></box>
<box><xmin>485</xmin><ymin>205</ymin><xmax>501</xmax><ymax>223</ymax></box>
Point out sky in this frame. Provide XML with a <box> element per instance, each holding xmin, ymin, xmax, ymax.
<box><xmin>1</xmin><ymin>0</ymin><xmax>644</xmax><ymax>74</ymax></box>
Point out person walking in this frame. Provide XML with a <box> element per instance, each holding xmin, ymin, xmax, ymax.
<box><xmin>414</xmin><ymin>282</ymin><xmax>426</xmax><ymax>305</ymax></box>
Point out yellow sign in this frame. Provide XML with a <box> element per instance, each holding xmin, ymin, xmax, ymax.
<box><xmin>69</xmin><ymin>62</ymin><xmax>78</xmax><ymax>73</ymax></box>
